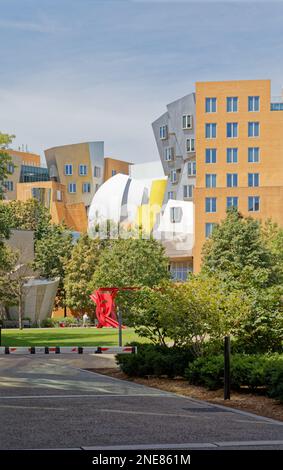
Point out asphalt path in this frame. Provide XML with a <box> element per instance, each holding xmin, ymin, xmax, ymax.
<box><xmin>1</xmin><ymin>355</ymin><xmax>283</xmax><ymax>450</ymax></box>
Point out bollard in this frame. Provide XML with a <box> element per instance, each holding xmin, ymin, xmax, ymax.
<box><xmin>78</xmin><ymin>347</ymin><xmax>83</xmax><ymax>354</ymax></box>
<box><xmin>30</xmin><ymin>347</ymin><xmax>35</xmax><ymax>354</ymax></box>
<box><xmin>224</xmin><ymin>336</ymin><xmax>231</xmax><ymax>400</ymax></box>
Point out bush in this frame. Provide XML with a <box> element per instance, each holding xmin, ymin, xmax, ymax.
<box><xmin>41</xmin><ymin>318</ymin><xmax>55</xmax><ymax>328</ymax></box>
<box><xmin>264</xmin><ymin>356</ymin><xmax>283</xmax><ymax>402</ymax></box>
<box><xmin>116</xmin><ymin>343</ymin><xmax>195</xmax><ymax>378</ymax></box>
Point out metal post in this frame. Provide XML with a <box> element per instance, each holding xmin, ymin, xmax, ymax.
<box><xmin>224</xmin><ymin>336</ymin><xmax>231</xmax><ymax>400</ymax></box>
<box><xmin>0</xmin><ymin>326</ymin><xmax>1</xmax><ymax>346</ymax></box>
<box><xmin>118</xmin><ymin>307</ymin><xmax>122</xmax><ymax>347</ymax></box>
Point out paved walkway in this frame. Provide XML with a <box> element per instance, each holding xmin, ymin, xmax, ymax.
<box><xmin>1</xmin><ymin>355</ymin><xmax>283</xmax><ymax>450</ymax></box>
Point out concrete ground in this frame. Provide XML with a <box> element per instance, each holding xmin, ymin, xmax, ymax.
<box><xmin>1</xmin><ymin>355</ymin><xmax>283</xmax><ymax>450</ymax></box>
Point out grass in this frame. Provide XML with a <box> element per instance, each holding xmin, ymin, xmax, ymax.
<box><xmin>0</xmin><ymin>327</ymin><xmax>147</xmax><ymax>347</ymax></box>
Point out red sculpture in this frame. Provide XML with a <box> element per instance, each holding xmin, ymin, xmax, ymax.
<box><xmin>90</xmin><ymin>287</ymin><xmax>137</xmax><ymax>329</ymax></box>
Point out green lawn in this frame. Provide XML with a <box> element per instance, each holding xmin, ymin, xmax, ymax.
<box><xmin>1</xmin><ymin>327</ymin><xmax>147</xmax><ymax>347</ymax></box>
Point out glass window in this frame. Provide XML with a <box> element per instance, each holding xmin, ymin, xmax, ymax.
<box><xmin>170</xmin><ymin>207</ymin><xmax>183</xmax><ymax>223</ymax></box>
<box><xmin>205</xmin><ymin>222</ymin><xmax>216</xmax><ymax>238</ymax></box>
<box><xmin>248</xmin><ymin>173</ymin><xmax>259</xmax><ymax>187</ymax></box>
<box><xmin>227</xmin><ymin>122</ymin><xmax>238</xmax><ymax>138</ymax></box>
<box><xmin>64</xmin><ymin>164</ymin><xmax>73</xmax><ymax>176</ymax></box>
<box><xmin>205</xmin><ymin>148</ymin><xmax>217</xmax><ymax>163</ymax></box>
<box><xmin>226</xmin><ymin>148</ymin><xmax>238</xmax><ymax>163</ymax></box>
<box><xmin>182</xmin><ymin>115</ymin><xmax>193</xmax><ymax>129</ymax></box>
<box><xmin>79</xmin><ymin>164</ymin><xmax>87</xmax><ymax>176</ymax></box>
<box><xmin>159</xmin><ymin>125</ymin><xmax>168</xmax><ymax>140</ymax></box>
<box><xmin>56</xmin><ymin>190</ymin><xmax>62</xmax><ymax>201</ymax></box>
<box><xmin>227</xmin><ymin>173</ymin><xmax>238</xmax><ymax>187</ymax></box>
<box><xmin>248</xmin><ymin>196</ymin><xmax>260</xmax><ymax>212</ymax></box>
<box><xmin>227</xmin><ymin>196</ymin><xmax>238</xmax><ymax>208</ymax></box>
<box><xmin>168</xmin><ymin>191</ymin><xmax>175</xmax><ymax>200</ymax></box>
<box><xmin>3</xmin><ymin>181</ymin><xmax>13</xmax><ymax>191</ymax></box>
<box><xmin>170</xmin><ymin>169</ymin><xmax>177</xmax><ymax>183</ymax></box>
<box><xmin>188</xmin><ymin>161</ymin><xmax>196</xmax><ymax>176</ymax></box>
<box><xmin>7</xmin><ymin>163</ymin><xmax>14</xmax><ymax>174</ymax></box>
<box><xmin>183</xmin><ymin>184</ymin><xmax>194</xmax><ymax>198</ymax></box>
<box><xmin>170</xmin><ymin>262</ymin><xmax>192</xmax><ymax>282</ymax></box>
<box><xmin>68</xmin><ymin>183</ymin><xmax>76</xmax><ymax>193</ymax></box>
<box><xmin>165</xmin><ymin>147</ymin><xmax>174</xmax><ymax>161</ymax></box>
<box><xmin>205</xmin><ymin>197</ymin><xmax>217</xmax><ymax>213</ymax></box>
<box><xmin>248</xmin><ymin>147</ymin><xmax>260</xmax><ymax>163</ymax></box>
<box><xmin>94</xmin><ymin>166</ymin><xmax>101</xmax><ymax>178</ymax></box>
<box><xmin>227</xmin><ymin>97</ymin><xmax>238</xmax><ymax>112</ymax></box>
<box><xmin>205</xmin><ymin>174</ymin><xmax>217</xmax><ymax>188</ymax></box>
<box><xmin>82</xmin><ymin>182</ymin><xmax>91</xmax><ymax>193</ymax></box>
<box><xmin>248</xmin><ymin>96</ymin><xmax>260</xmax><ymax>112</ymax></box>
<box><xmin>205</xmin><ymin>98</ymin><xmax>217</xmax><ymax>113</ymax></box>
<box><xmin>186</xmin><ymin>138</ymin><xmax>195</xmax><ymax>152</ymax></box>
<box><xmin>205</xmin><ymin>123</ymin><xmax>217</xmax><ymax>138</ymax></box>
<box><xmin>248</xmin><ymin>122</ymin><xmax>260</xmax><ymax>137</ymax></box>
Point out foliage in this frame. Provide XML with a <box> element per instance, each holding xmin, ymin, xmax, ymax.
<box><xmin>116</xmin><ymin>343</ymin><xmax>195</xmax><ymax>378</ymax></box>
<box><xmin>33</xmin><ymin>224</ymin><xmax>73</xmax><ymax>308</ymax></box>
<box><xmin>7</xmin><ymin>199</ymin><xmax>52</xmax><ymax>240</ymax></box>
<box><xmin>0</xmin><ymin>132</ymin><xmax>15</xmax><ymax>200</ymax></box>
<box><xmin>65</xmin><ymin>234</ymin><xmax>105</xmax><ymax>314</ymax></box>
<box><xmin>265</xmin><ymin>356</ymin><xmax>283</xmax><ymax>402</ymax></box>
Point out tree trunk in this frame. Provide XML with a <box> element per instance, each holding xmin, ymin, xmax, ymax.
<box><xmin>18</xmin><ymin>286</ymin><xmax>23</xmax><ymax>330</ymax></box>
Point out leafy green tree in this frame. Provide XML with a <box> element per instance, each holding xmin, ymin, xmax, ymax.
<box><xmin>65</xmin><ymin>234</ymin><xmax>105</xmax><ymax>315</ymax></box>
<box><xmin>8</xmin><ymin>199</ymin><xmax>51</xmax><ymax>240</ymax></box>
<box><xmin>0</xmin><ymin>132</ymin><xmax>15</xmax><ymax>200</ymax></box>
<box><xmin>33</xmin><ymin>224</ymin><xmax>73</xmax><ymax>311</ymax></box>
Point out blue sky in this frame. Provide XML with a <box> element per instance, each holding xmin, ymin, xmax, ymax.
<box><xmin>0</xmin><ymin>0</ymin><xmax>283</xmax><ymax>164</ymax></box>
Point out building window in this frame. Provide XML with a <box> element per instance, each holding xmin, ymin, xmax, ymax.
<box><xmin>205</xmin><ymin>97</ymin><xmax>217</xmax><ymax>113</ymax></box>
<box><xmin>7</xmin><ymin>163</ymin><xmax>14</xmax><ymax>174</ymax></box>
<box><xmin>227</xmin><ymin>173</ymin><xmax>238</xmax><ymax>187</ymax></box>
<box><xmin>165</xmin><ymin>147</ymin><xmax>174</xmax><ymax>161</ymax></box>
<box><xmin>56</xmin><ymin>190</ymin><xmax>62</xmax><ymax>201</ymax></box>
<box><xmin>227</xmin><ymin>196</ymin><xmax>238</xmax><ymax>208</ymax></box>
<box><xmin>79</xmin><ymin>164</ymin><xmax>87</xmax><ymax>176</ymax></box>
<box><xmin>248</xmin><ymin>196</ymin><xmax>260</xmax><ymax>212</ymax></box>
<box><xmin>68</xmin><ymin>183</ymin><xmax>76</xmax><ymax>193</ymax></box>
<box><xmin>3</xmin><ymin>181</ymin><xmax>13</xmax><ymax>191</ymax></box>
<box><xmin>205</xmin><ymin>148</ymin><xmax>217</xmax><ymax>163</ymax></box>
<box><xmin>82</xmin><ymin>182</ymin><xmax>91</xmax><ymax>193</ymax></box>
<box><xmin>182</xmin><ymin>114</ymin><xmax>193</xmax><ymax>129</ymax></box>
<box><xmin>248</xmin><ymin>96</ymin><xmax>260</xmax><ymax>112</ymax></box>
<box><xmin>205</xmin><ymin>174</ymin><xmax>217</xmax><ymax>188</ymax></box>
<box><xmin>248</xmin><ymin>147</ymin><xmax>260</xmax><ymax>163</ymax></box>
<box><xmin>205</xmin><ymin>123</ymin><xmax>217</xmax><ymax>138</ymax></box>
<box><xmin>227</xmin><ymin>148</ymin><xmax>238</xmax><ymax>163</ymax></box>
<box><xmin>183</xmin><ymin>184</ymin><xmax>194</xmax><ymax>198</ymax></box>
<box><xmin>111</xmin><ymin>169</ymin><xmax>117</xmax><ymax>176</ymax></box>
<box><xmin>168</xmin><ymin>191</ymin><xmax>175</xmax><ymax>200</ymax></box>
<box><xmin>94</xmin><ymin>166</ymin><xmax>101</xmax><ymax>178</ymax></box>
<box><xmin>227</xmin><ymin>122</ymin><xmax>238</xmax><ymax>138</ymax></box>
<box><xmin>248</xmin><ymin>173</ymin><xmax>259</xmax><ymax>187</ymax></box>
<box><xmin>64</xmin><ymin>164</ymin><xmax>73</xmax><ymax>176</ymax></box>
<box><xmin>205</xmin><ymin>197</ymin><xmax>217</xmax><ymax>213</ymax></box>
<box><xmin>170</xmin><ymin>262</ymin><xmax>191</xmax><ymax>282</ymax></box>
<box><xmin>205</xmin><ymin>222</ymin><xmax>216</xmax><ymax>238</ymax></box>
<box><xmin>227</xmin><ymin>97</ymin><xmax>238</xmax><ymax>112</ymax></box>
<box><xmin>159</xmin><ymin>125</ymin><xmax>168</xmax><ymax>140</ymax></box>
<box><xmin>186</xmin><ymin>138</ymin><xmax>195</xmax><ymax>153</ymax></box>
<box><xmin>170</xmin><ymin>169</ymin><xmax>177</xmax><ymax>183</ymax></box>
<box><xmin>248</xmin><ymin>122</ymin><xmax>260</xmax><ymax>137</ymax></box>
<box><xmin>170</xmin><ymin>207</ymin><xmax>183</xmax><ymax>223</ymax></box>
<box><xmin>188</xmin><ymin>161</ymin><xmax>196</xmax><ymax>176</ymax></box>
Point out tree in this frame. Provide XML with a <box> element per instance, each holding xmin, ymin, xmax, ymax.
<box><xmin>33</xmin><ymin>224</ymin><xmax>73</xmax><ymax>312</ymax></box>
<box><xmin>65</xmin><ymin>234</ymin><xmax>105</xmax><ymax>315</ymax></box>
<box><xmin>0</xmin><ymin>132</ymin><xmax>15</xmax><ymax>200</ymax></box>
<box><xmin>8</xmin><ymin>199</ymin><xmax>51</xmax><ymax>240</ymax></box>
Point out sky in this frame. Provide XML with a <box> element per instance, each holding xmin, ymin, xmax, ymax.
<box><xmin>0</xmin><ymin>0</ymin><xmax>283</xmax><ymax>165</ymax></box>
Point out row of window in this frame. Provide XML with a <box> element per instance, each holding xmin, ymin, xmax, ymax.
<box><xmin>160</xmin><ymin>115</ymin><xmax>193</xmax><ymax>140</ymax></box>
<box><xmin>64</xmin><ymin>164</ymin><xmax>102</xmax><ymax>178</ymax></box>
<box><xmin>206</xmin><ymin>147</ymin><xmax>260</xmax><ymax>164</ymax></box>
<box><xmin>205</xmin><ymin>196</ymin><xmax>260</xmax><ymax>213</ymax></box>
<box><xmin>68</xmin><ymin>182</ymin><xmax>91</xmax><ymax>193</ymax></box>
<box><xmin>169</xmin><ymin>161</ymin><xmax>196</xmax><ymax>183</ymax></box>
<box><xmin>206</xmin><ymin>121</ymin><xmax>260</xmax><ymax>138</ymax></box>
<box><xmin>205</xmin><ymin>173</ymin><xmax>260</xmax><ymax>188</ymax></box>
<box><xmin>205</xmin><ymin>96</ymin><xmax>260</xmax><ymax>113</ymax></box>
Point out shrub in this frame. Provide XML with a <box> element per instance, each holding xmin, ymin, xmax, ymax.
<box><xmin>41</xmin><ymin>318</ymin><xmax>55</xmax><ymax>328</ymax></box>
<box><xmin>116</xmin><ymin>343</ymin><xmax>195</xmax><ymax>378</ymax></box>
<box><xmin>264</xmin><ymin>356</ymin><xmax>283</xmax><ymax>402</ymax></box>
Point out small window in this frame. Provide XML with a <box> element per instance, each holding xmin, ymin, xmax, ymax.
<box><xmin>227</xmin><ymin>173</ymin><xmax>238</xmax><ymax>187</ymax></box>
<box><xmin>182</xmin><ymin>114</ymin><xmax>193</xmax><ymax>129</ymax></box>
<box><xmin>205</xmin><ymin>197</ymin><xmax>217</xmax><ymax>213</ymax></box>
<box><xmin>227</xmin><ymin>197</ymin><xmax>238</xmax><ymax>208</ymax></box>
<box><xmin>94</xmin><ymin>166</ymin><xmax>101</xmax><ymax>178</ymax></box>
<box><xmin>64</xmin><ymin>164</ymin><xmax>73</xmax><ymax>176</ymax></box>
<box><xmin>56</xmin><ymin>190</ymin><xmax>62</xmax><ymax>201</ymax></box>
<box><xmin>186</xmin><ymin>138</ymin><xmax>195</xmax><ymax>153</ymax></box>
<box><xmin>170</xmin><ymin>169</ymin><xmax>178</xmax><ymax>183</ymax></box>
<box><xmin>68</xmin><ymin>183</ymin><xmax>76</xmax><ymax>193</ymax></box>
<box><xmin>248</xmin><ymin>122</ymin><xmax>260</xmax><ymax>137</ymax></box>
<box><xmin>168</xmin><ymin>191</ymin><xmax>175</xmax><ymax>200</ymax></box>
<box><xmin>170</xmin><ymin>207</ymin><xmax>183</xmax><ymax>223</ymax></box>
<box><xmin>226</xmin><ymin>148</ymin><xmax>238</xmax><ymax>163</ymax></box>
<box><xmin>205</xmin><ymin>174</ymin><xmax>217</xmax><ymax>188</ymax></box>
<box><xmin>7</xmin><ymin>163</ymin><xmax>14</xmax><ymax>174</ymax></box>
<box><xmin>205</xmin><ymin>148</ymin><xmax>217</xmax><ymax>163</ymax></box>
<box><xmin>205</xmin><ymin>98</ymin><xmax>217</xmax><ymax>113</ymax></box>
<box><xmin>82</xmin><ymin>182</ymin><xmax>91</xmax><ymax>193</ymax></box>
<box><xmin>79</xmin><ymin>164</ymin><xmax>87</xmax><ymax>176</ymax></box>
<box><xmin>159</xmin><ymin>125</ymin><xmax>168</xmax><ymax>140</ymax></box>
<box><xmin>248</xmin><ymin>173</ymin><xmax>259</xmax><ymax>187</ymax></box>
<box><xmin>183</xmin><ymin>184</ymin><xmax>194</xmax><ymax>198</ymax></box>
<box><xmin>165</xmin><ymin>147</ymin><xmax>174</xmax><ymax>161</ymax></box>
<box><xmin>248</xmin><ymin>96</ymin><xmax>260</xmax><ymax>112</ymax></box>
<box><xmin>227</xmin><ymin>122</ymin><xmax>238</xmax><ymax>138</ymax></box>
<box><xmin>205</xmin><ymin>222</ymin><xmax>216</xmax><ymax>238</ymax></box>
<box><xmin>248</xmin><ymin>196</ymin><xmax>260</xmax><ymax>212</ymax></box>
<box><xmin>248</xmin><ymin>147</ymin><xmax>260</xmax><ymax>163</ymax></box>
<box><xmin>205</xmin><ymin>123</ymin><xmax>217</xmax><ymax>138</ymax></box>
<box><xmin>3</xmin><ymin>181</ymin><xmax>13</xmax><ymax>191</ymax></box>
<box><xmin>227</xmin><ymin>97</ymin><xmax>238</xmax><ymax>112</ymax></box>
<box><xmin>188</xmin><ymin>161</ymin><xmax>196</xmax><ymax>176</ymax></box>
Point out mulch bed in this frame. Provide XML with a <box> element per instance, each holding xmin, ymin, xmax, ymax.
<box><xmin>86</xmin><ymin>367</ymin><xmax>283</xmax><ymax>422</ymax></box>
